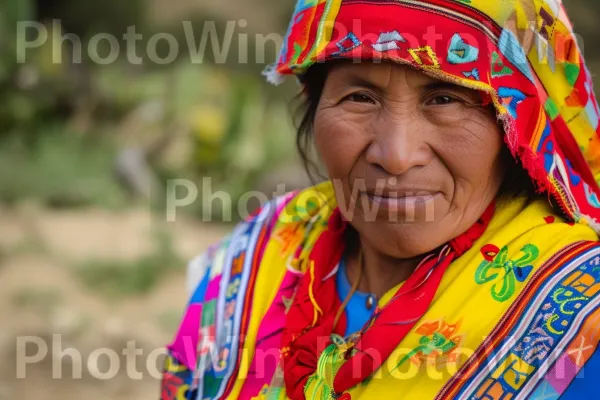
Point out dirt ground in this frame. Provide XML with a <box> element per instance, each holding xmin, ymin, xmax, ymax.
<box><xmin>0</xmin><ymin>205</ymin><xmax>230</xmax><ymax>399</ymax></box>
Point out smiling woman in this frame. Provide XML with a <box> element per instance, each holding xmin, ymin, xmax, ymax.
<box><xmin>162</xmin><ymin>1</ymin><xmax>600</xmax><ymax>400</ymax></box>
<box><xmin>314</xmin><ymin>62</ymin><xmax>506</xmax><ymax>264</ymax></box>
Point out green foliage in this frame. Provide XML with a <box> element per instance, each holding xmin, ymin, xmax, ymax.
<box><xmin>1</xmin><ymin>20</ymin><xmax>80</xmax><ymax>138</ymax></box>
<box><xmin>0</xmin><ymin>0</ymin><xmax>38</xmax><ymax>136</ymax></box>
<box><xmin>0</xmin><ymin>127</ymin><xmax>127</xmax><ymax>208</ymax></box>
<box><xmin>0</xmin><ymin>0</ymin><xmax>33</xmax><ymax>80</ymax></box>
<box><xmin>12</xmin><ymin>287</ymin><xmax>63</xmax><ymax>314</ymax></box>
<box><xmin>0</xmin><ymin>0</ymin><xmax>146</xmax><ymax>137</ymax></box>
<box><xmin>76</xmin><ymin>228</ymin><xmax>183</xmax><ymax>297</ymax></box>
<box><xmin>37</xmin><ymin>0</ymin><xmax>145</xmax><ymax>39</ymax></box>
<box><xmin>181</xmin><ymin>71</ymin><xmax>297</xmax><ymax>221</ymax></box>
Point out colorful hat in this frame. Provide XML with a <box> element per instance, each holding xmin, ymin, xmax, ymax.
<box><xmin>264</xmin><ymin>0</ymin><xmax>600</xmax><ymax>230</ymax></box>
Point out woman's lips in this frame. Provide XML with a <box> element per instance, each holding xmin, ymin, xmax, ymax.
<box><xmin>362</xmin><ymin>191</ymin><xmax>441</xmax><ymax>213</ymax></box>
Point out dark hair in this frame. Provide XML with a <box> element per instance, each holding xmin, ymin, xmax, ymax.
<box><xmin>294</xmin><ymin>63</ymin><xmax>329</xmax><ymax>182</ymax></box>
<box><xmin>294</xmin><ymin>63</ymin><xmax>539</xmax><ymax>201</ymax></box>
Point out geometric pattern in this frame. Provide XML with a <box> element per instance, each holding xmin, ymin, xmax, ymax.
<box><xmin>491</xmin><ymin>51</ymin><xmax>514</xmax><ymax>78</ymax></box>
<box><xmin>408</xmin><ymin>45</ymin><xmax>440</xmax><ymax>68</ymax></box>
<box><xmin>372</xmin><ymin>30</ymin><xmax>406</xmax><ymax>52</ymax></box>
<box><xmin>463</xmin><ymin>68</ymin><xmax>481</xmax><ymax>80</ymax></box>
<box><xmin>447</xmin><ymin>33</ymin><xmax>479</xmax><ymax>64</ymax></box>
<box><xmin>498</xmin><ymin>86</ymin><xmax>528</xmax><ymax>118</ymax></box>
<box><xmin>332</xmin><ymin>32</ymin><xmax>361</xmax><ymax>56</ymax></box>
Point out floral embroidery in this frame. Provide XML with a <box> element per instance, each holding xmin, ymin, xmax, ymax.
<box><xmin>475</xmin><ymin>243</ymin><xmax>539</xmax><ymax>302</ymax></box>
<box><xmin>390</xmin><ymin>318</ymin><xmax>465</xmax><ymax>373</ymax></box>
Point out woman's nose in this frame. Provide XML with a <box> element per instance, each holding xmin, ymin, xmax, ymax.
<box><xmin>365</xmin><ymin>115</ymin><xmax>431</xmax><ymax>176</ymax></box>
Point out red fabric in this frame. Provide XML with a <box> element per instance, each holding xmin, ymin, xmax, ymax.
<box><xmin>281</xmin><ymin>204</ymin><xmax>496</xmax><ymax>399</ymax></box>
<box><xmin>281</xmin><ymin>208</ymin><xmax>348</xmax><ymax>399</ymax></box>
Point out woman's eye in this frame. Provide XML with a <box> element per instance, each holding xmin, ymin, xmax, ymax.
<box><xmin>427</xmin><ymin>95</ymin><xmax>459</xmax><ymax>105</ymax></box>
<box><xmin>344</xmin><ymin>93</ymin><xmax>376</xmax><ymax>104</ymax></box>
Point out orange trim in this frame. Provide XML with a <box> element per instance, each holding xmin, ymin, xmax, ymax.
<box><xmin>529</xmin><ymin>106</ymin><xmax>546</xmax><ymax>151</ymax></box>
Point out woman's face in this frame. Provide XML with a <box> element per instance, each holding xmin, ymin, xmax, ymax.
<box><xmin>314</xmin><ymin>62</ymin><xmax>507</xmax><ymax>258</ymax></box>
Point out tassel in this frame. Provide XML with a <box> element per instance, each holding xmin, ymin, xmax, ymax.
<box><xmin>262</xmin><ymin>63</ymin><xmax>285</xmax><ymax>86</ymax></box>
<box><xmin>308</xmin><ymin>260</ymin><xmax>323</xmax><ymax>326</ymax></box>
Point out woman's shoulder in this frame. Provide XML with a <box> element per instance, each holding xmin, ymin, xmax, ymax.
<box><xmin>479</xmin><ymin>196</ymin><xmax>600</xmax><ymax>286</ymax></box>
<box><xmin>164</xmin><ymin>182</ymin><xmax>337</xmax><ymax>378</ymax></box>
<box><xmin>185</xmin><ymin>181</ymin><xmax>337</xmax><ymax>296</ymax></box>
<box><xmin>490</xmin><ymin>195</ymin><xmax>599</xmax><ymax>247</ymax></box>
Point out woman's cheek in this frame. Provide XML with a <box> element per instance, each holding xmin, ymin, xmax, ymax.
<box><xmin>436</xmin><ymin>115</ymin><xmax>502</xmax><ymax>162</ymax></box>
<box><xmin>315</xmin><ymin>112</ymin><xmax>369</xmax><ymax>178</ymax></box>
<box><xmin>434</xmin><ymin>119</ymin><xmax>504</xmax><ymax>197</ymax></box>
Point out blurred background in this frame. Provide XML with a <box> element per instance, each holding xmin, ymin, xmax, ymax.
<box><xmin>1</xmin><ymin>0</ymin><xmax>600</xmax><ymax>398</ymax></box>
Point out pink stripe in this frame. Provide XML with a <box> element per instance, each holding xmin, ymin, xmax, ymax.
<box><xmin>167</xmin><ymin>303</ymin><xmax>203</xmax><ymax>370</ymax></box>
<box><xmin>545</xmin><ymin>352</ymin><xmax>579</xmax><ymax>394</ymax></box>
<box><xmin>205</xmin><ymin>275</ymin><xmax>222</xmax><ymax>301</ymax></box>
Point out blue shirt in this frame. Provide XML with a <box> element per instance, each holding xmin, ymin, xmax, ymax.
<box><xmin>336</xmin><ymin>257</ymin><xmax>377</xmax><ymax>337</ymax></box>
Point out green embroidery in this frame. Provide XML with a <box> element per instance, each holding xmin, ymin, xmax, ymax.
<box><xmin>287</xmin><ymin>195</ymin><xmax>327</xmax><ymax>223</ymax></box>
<box><xmin>394</xmin><ymin>334</ymin><xmax>456</xmax><ymax>372</ymax></box>
<box><xmin>389</xmin><ymin>318</ymin><xmax>463</xmax><ymax>374</ymax></box>
<box><xmin>305</xmin><ymin>344</ymin><xmax>343</xmax><ymax>400</ymax></box>
<box><xmin>564</xmin><ymin>62</ymin><xmax>580</xmax><ymax>86</ymax></box>
<box><xmin>305</xmin><ymin>334</ymin><xmax>363</xmax><ymax>399</ymax></box>
<box><xmin>551</xmin><ymin>287</ymin><xmax>587</xmax><ymax>315</ymax></box>
<box><xmin>475</xmin><ymin>244</ymin><xmax>539</xmax><ymax>302</ymax></box>
<box><xmin>491</xmin><ymin>51</ymin><xmax>514</xmax><ymax>78</ymax></box>
<box><xmin>544</xmin><ymin>98</ymin><xmax>560</xmax><ymax>120</ymax></box>
<box><xmin>202</xmin><ymin>300</ymin><xmax>217</xmax><ymax>327</ymax></box>
<box><xmin>291</xmin><ymin>42</ymin><xmax>303</xmax><ymax>64</ymax></box>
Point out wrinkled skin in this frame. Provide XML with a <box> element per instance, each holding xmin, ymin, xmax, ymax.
<box><xmin>313</xmin><ymin>62</ymin><xmax>507</xmax><ymax>295</ymax></box>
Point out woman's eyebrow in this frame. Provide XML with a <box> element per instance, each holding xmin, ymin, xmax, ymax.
<box><xmin>422</xmin><ymin>81</ymin><xmax>466</xmax><ymax>91</ymax></box>
<box><xmin>343</xmin><ymin>75</ymin><xmax>469</xmax><ymax>90</ymax></box>
<box><xmin>336</xmin><ymin>74</ymin><xmax>475</xmax><ymax>97</ymax></box>
<box><xmin>340</xmin><ymin>74</ymin><xmax>386</xmax><ymax>91</ymax></box>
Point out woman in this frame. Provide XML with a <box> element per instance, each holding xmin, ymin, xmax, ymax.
<box><xmin>162</xmin><ymin>1</ymin><xmax>600</xmax><ymax>399</ymax></box>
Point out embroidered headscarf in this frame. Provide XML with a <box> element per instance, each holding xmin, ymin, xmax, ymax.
<box><xmin>264</xmin><ymin>0</ymin><xmax>600</xmax><ymax>230</ymax></box>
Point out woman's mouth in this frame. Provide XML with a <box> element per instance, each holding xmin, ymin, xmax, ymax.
<box><xmin>360</xmin><ymin>191</ymin><xmax>441</xmax><ymax>220</ymax></box>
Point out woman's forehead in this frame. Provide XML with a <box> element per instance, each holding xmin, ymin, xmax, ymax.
<box><xmin>327</xmin><ymin>61</ymin><xmax>459</xmax><ymax>89</ymax></box>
